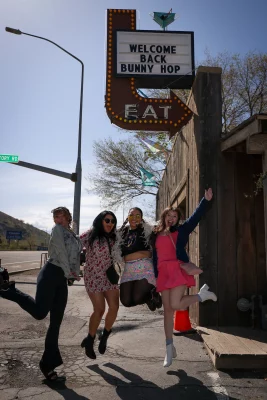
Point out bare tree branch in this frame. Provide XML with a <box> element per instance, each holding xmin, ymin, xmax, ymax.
<box><xmin>87</xmin><ymin>138</ymin><xmax>160</xmax><ymax>209</ymax></box>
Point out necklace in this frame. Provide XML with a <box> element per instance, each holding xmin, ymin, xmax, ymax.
<box><xmin>125</xmin><ymin>230</ymin><xmax>137</xmax><ymax>248</ymax></box>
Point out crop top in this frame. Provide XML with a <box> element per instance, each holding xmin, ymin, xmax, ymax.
<box><xmin>121</xmin><ymin>227</ymin><xmax>150</xmax><ymax>257</ymax></box>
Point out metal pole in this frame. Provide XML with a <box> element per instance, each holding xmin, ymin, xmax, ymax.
<box><xmin>73</xmin><ymin>63</ymin><xmax>84</xmax><ymax>234</ymax></box>
<box><xmin>9</xmin><ymin>160</ymin><xmax>76</xmax><ymax>181</ymax></box>
<box><xmin>5</xmin><ymin>28</ymin><xmax>84</xmax><ymax>234</ymax></box>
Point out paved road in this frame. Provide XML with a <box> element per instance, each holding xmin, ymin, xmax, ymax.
<box><xmin>0</xmin><ymin>251</ymin><xmax>46</xmax><ymax>272</ymax></box>
<box><xmin>0</xmin><ymin>271</ymin><xmax>266</xmax><ymax>399</ymax></box>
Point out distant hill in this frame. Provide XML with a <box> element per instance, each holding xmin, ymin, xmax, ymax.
<box><xmin>0</xmin><ymin>211</ymin><xmax>50</xmax><ymax>250</ymax></box>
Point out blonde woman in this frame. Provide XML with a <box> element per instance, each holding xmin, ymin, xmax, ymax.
<box><xmin>0</xmin><ymin>207</ymin><xmax>81</xmax><ymax>381</ymax></box>
<box><xmin>152</xmin><ymin>189</ymin><xmax>217</xmax><ymax>367</ymax></box>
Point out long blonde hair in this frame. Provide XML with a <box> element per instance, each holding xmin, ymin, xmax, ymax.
<box><xmin>51</xmin><ymin>206</ymin><xmax>72</xmax><ymax>229</ymax></box>
<box><xmin>154</xmin><ymin>206</ymin><xmax>183</xmax><ymax>234</ymax></box>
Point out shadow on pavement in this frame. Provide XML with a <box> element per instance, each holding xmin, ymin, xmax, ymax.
<box><xmin>220</xmin><ymin>368</ymin><xmax>267</xmax><ymax>380</ymax></box>
<box><xmin>87</xmin><ymin>362</ymin><xmax>235</xmax><ymax>400</ymax></box>
<box><xmin>173</xmin><ymin>330</ymin><xmax>203</xmax><ymax>343</ymax></box>
<box><xmin>44</xmin><ymin>380</ymin><xmax>88</xmax><ymax>399</ymax></box>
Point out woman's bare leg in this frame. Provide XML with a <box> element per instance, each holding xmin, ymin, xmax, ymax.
<box><xmin>88</xmin><ymin>292</ymin><xmax>106</xmax><ymax>336</ymax></box>
<box><xmin>161</xmin><ymin>289</ymin><xmax>177</xmax><ymax>367</ymax></box>
<box><xmin>103</xmin><ymin>289</ymin><xmax>120</xmax><ymax>331</ymax></box>
<box><xmin>169</xmin><ymin>285</ymin><xmax>199</xmax><ymax>310</ymax></box>
<box><xmin>161</xmin><ymin>289</ymin><xmax>174</xmax><ymax>340</ymax></box>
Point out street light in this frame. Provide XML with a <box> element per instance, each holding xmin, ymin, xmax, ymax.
<box><xmin>5</xmin><ymin>27</ymin><xmax>84</xmax><ymax>234</ymax></box>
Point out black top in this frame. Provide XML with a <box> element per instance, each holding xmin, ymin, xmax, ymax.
<box><xmin>121</xmin><ymin>227</ymin><xmax>150</xmax><ymax>257</ymax></box>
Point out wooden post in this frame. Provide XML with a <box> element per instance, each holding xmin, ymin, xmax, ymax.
<box><xmin>262</xmin><ymin>150</ymin><xmax>267</xmax><ymax>279</ymax></box>
<box><xmin>190</xmin><ymin>67</ymin><xmax>222</xmax><ymax>326</ymax></box>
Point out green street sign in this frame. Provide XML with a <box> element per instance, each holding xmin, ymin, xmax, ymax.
<box><xmin>0</xmin><ymin>154</ymin><xmax>19</xmax><ymax>163</ymax></box>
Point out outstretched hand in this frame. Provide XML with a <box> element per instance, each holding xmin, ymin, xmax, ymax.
<box><xmin>204</xmin><ymin>188</ymin><xmax>213</xmax><ymax>201</ymax></box>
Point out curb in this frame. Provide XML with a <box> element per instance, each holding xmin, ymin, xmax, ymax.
<box><xmin>9</xmin><ymin>267</ymin><xmax>40</xmax><ymax>275</ymax></box>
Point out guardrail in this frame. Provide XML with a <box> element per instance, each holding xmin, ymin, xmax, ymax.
<box><xmin>40</xmin><ymin>253</ymin><xmax>48</xmax><ymax>269</ymax></box>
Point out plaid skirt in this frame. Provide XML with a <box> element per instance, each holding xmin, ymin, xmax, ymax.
<box><xmin>120</xmin><ymin>258</ymin><xmax>156</xmax><ymax>286</ymax></box>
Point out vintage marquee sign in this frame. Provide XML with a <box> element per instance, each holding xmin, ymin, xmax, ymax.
<box><xmin>105</xmin><ymin>9</ymin><xmax>194</xmax><ymax>137</ymax></box>
<box><xmin>116</xmin><ymin>30</ymin><xmax>194</xmax><ymax>88</ymax></box>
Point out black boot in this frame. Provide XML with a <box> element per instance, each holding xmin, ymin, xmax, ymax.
<box><xmin>152</xmin><ymin>290</ymin><xmax>162</xmax><ymax>309</ymax></box>
<box><xmin>81</xmin><ymin>334</ymin><xmax>96</xmax><ymax>359</ymax></box>
<box><xmin>0</xmin><ymin>267</ymin><xmax>15</xmax><ymax>292</ymax></box>
<box><xmin>98</xmin><ymin>328</ymin><xmax>112</xmax><ymax>355</ymax></box>
<box><xmin>146</xmin><ymin>297</ymin><xmax>157</xmax><ymax>311</ymax></box>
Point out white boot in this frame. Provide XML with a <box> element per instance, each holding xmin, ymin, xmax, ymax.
<box><xmin>198</xmin><ymin>284</ymin><xmax>217</xmax><ymax>302</ymax></box>
<box><xmin>163</xmin><ymin>344</ymin><xmax>176</xmax><ymax>367</ymax></box>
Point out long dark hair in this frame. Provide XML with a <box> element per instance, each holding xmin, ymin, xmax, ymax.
<box><xmin>88</xmin><ymin>210</ymin><xmax>117</xmax><ymax>248</ymax></box>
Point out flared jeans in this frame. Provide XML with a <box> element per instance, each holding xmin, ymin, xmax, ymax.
<box><xmin>0</xmin><ymin>262</ymin><xmax>68</xmax><ymax>370</ymax></box>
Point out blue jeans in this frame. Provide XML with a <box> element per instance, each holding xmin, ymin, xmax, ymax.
<box><xmin>1</xmin><ymin>262</ymin><xmax>68</xmax><ymax>370</ymax></box>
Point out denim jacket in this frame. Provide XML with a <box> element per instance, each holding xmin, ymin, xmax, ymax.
<box><xmin>47</xmin><ymin>224</ymin><xmax>82</xmax><ymax>279</ymax></box>
<box><xmin>152</xmin><ymin>197</ymin><xmax>209</xmax><ymax>277</ymax></box>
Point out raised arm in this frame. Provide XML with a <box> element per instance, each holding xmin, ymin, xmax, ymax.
<box><xmin>182</xmin><ymin>188</ymin><xmax>213</xmax><ymax>234</ymax></box>
<box><xmin>80</xmin><ymin>230</ymin><xmax>91</xmax><ymax>248</ymax></box>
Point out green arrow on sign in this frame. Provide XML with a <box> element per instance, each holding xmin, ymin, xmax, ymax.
<box><xmin>0</xmin><ymin>154</ymin><xmax>19</xmax><ymax>163</ymax></box>
<box><xmin>151</xmin><ymin>10</ymin><xmax>177</xmax><ymax>29</ymax></box>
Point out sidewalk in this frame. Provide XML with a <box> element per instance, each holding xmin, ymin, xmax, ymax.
<box><xmin>0</xmin><ymin>272</ymin><xmax>266</xmax><ymax>400</ymax></box>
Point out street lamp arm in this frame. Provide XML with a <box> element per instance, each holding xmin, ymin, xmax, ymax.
<box><xmin>5</xmin><ymin>26</ymin><xmax>84</xmax><ymax>234</ymax></box>
<box><xmin>22</xmin><ymin>31</ymin><xmax>84</xmax><ymax>67</ymax></box>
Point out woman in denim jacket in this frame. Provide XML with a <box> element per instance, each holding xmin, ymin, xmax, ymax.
<box><xmin>151</xmin><ymin>189</ymin><xmax>217</xmax><ymax>368</ymax></box>
<box><xmin>0</xmin><ymin>206</ymin><xmax>81</xmax><ymax>381</ymax></box>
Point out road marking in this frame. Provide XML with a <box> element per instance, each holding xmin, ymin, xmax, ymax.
<box><xmin>2</xmin><ymin>260</ymin><xmax>40</xmax><ymax>266</ymax></box>
<box><xmin>207</xmin><ymin>371</ymin><xmax>229</xmax><ymax>399</ymax></box>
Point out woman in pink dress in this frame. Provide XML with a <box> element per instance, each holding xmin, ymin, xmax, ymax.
<box><xmin>152</xmin><ymin>188</ymin><xmax>217</xmax><ymax>367</ymax></box>
<box><xmin>80</xmin><ymin>211</ymin><xmax>119</xmax><ymax>359</ymax></box>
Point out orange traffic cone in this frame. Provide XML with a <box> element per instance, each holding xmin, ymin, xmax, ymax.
<box><xmin>173</xmin><ymin>310</ymin><xmax>192</xmax><ymax>332</ymax></box>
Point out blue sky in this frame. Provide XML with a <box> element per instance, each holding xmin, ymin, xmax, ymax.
<box><xmin>1</xmin><ymin>0</ymin><xmax>267</xmax><ymax>233</ymax></box>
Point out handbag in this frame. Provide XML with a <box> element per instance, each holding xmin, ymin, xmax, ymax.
<box><xmin>105</xmin><ymin>238</ymin><xmax>121</xmax><ymax>284</ymax></box>
<box><xmin>168</xmin><ymin>233</ymin><xmax>203</xmax><ymax>276</ymax></box>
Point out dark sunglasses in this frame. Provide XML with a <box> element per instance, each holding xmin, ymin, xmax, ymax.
<box><xmin>104</xmin><ymin>218</ymin><xmax>115</xmax><ymax>224</ymax></box>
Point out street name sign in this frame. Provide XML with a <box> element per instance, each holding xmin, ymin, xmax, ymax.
<box><xmin>0</xmin><ymin>154</ymin><xmax>19</xmax><ymax>163</ymax></box>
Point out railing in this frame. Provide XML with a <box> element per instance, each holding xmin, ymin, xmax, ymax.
<box><xmin>40</xmin><ymin>253</ymin><xmax>48</xmax><ymax>269</ymax></box>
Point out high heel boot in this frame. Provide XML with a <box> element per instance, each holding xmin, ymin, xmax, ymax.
<box><xmin>98</xmin><ymin>328</ymin><xmax>112</xmax><ymax>355</ymax></box>
<box><xmin>163</xmin><ymin>344</ymin><xmax>177</xmax><ymax>367</ymax></box>
<box><xmin>81</xmin><ymin>334</ymin><xmax>96</xmax><ymax>359</ymax></box>
<box><xmin>0</xmin><ymin>267</ymin><xmax>15</xmax><ymax>292</ymax></box>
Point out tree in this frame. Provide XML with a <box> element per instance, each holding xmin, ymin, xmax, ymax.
<box><xmin>202</xmin><ymin>50</ymin><xmax>267</xmax><ymax>132</ymax></box>
<box><xmin>89</xmin><ymin>51</ymin><xmax>267</xmax><ymax>207</ymax></box>
<box><xmin>26</xmin><ymin>234</ymin><xmax>37</xmax><ymax>250</ymax></box>
<box><xmin>87</xmin><ymin>138</ymin><xmax>162</xmax><ymax>208</ymax></box>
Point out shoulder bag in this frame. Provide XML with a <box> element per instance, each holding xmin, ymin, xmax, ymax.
<box><xmin>106</xmin><ymin>238</ymin><xmax>121</xmax><ymax>284</ymax></box>
<box><xmin>168</xmin><ymin>232</ymin><xmax>202</xmax><ymax>275</ymax></box>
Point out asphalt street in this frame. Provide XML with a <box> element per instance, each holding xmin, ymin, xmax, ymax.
<box><xmin>0</xmin><ymin>251</ymin><xmax>45</xmax><ymax>273</ymax></box>
<box><xmin>0</xmin><ymin>270</ymin><xmax>266</xmax><ymax>399</ymax></box>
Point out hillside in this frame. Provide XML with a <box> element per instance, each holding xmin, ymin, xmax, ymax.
<box><xmin>0</xmin><ymin>211</ymin><xmax>50</xmax><ymax>250</ymax></box>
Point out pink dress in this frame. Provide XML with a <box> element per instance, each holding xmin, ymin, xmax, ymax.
<box><xmin>80</xmin><ymin>230</ymin><xmax>119</xmax><ymax>293</ymax></box>
<box><xmin>156</xmin><ymin>231</ymin><xmax>195</xmax><ymax>292</ymax></box>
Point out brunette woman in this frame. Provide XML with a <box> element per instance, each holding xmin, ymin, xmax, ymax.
<box><xmin>118</xmin><ymin>207</ymin><xmax>162</xmax><ymax>311</ymax></box>
<box><xmin>80</xmin><ymin>211</ymin><xmax>119</xmax><ymax>359</ymax></box>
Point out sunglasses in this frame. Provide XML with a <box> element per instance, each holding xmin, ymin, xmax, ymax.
<box><xmin>104</xmin><ymin>218</ymin><xmax>116</xmax><ymax>224</ymax></box>
<box><xmin>128</xmin><ymin>214</ymin><xmax>141</xmax><ymax>220</ymax></box>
